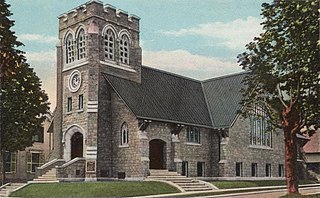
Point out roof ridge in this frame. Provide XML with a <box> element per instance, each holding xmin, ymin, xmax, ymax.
<box><xmin>142</xmin><ymin>65</ymin><xmax>202</xmax><ymax>83</ymax></box>
<box><xmin>202</xmin><ymin>71</ymin><xmax>248</xmax><ymax>83</ymax></box>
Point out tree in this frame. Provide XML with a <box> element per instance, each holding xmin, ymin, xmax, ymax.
<box><xmin>0</xmin><ymin>0</ymin><xmax>49</xmax><ymax>183</ymax></box>
<box><xmin>238</xmin><ymin>0</ymin><xmax>319</xmax><ymax>194</ymax></box>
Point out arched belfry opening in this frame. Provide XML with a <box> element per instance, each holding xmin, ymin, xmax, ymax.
<box><xmin>149</xmin><ymin>139</ymin><xmax>167</xmax><ymax>169</ymax></box>
<box><xmin>71</xmin><ymin>132</ymin><xmax>83</xmax><ymax>159</ymax></box>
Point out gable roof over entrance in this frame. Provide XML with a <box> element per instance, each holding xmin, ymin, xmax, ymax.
<box><xmin>202</xmin><ymin>73</ymin><xmax>247</xmax><ymax>128</ymax></box>
<box><xmin>104</xmin><ymin>66</ymin><xmax>247</xmax><ymax>128</ymax></box>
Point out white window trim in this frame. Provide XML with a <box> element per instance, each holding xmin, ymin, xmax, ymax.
<box><xmin>104</xmin><ymin>29</ymin><xmax>115</xmax><ymax>61</ymax></box>
<box><xmin>120</xmin><ymin>122</ymin><xmax>129</xmax><ymax>146</ymax></box>
<box><xmin>5</xmin><ymin>152</ymin><xmax>17</xmax><ymax>173</ymax></box>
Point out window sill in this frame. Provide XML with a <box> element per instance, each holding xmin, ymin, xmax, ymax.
<box><xmin>77</xmin><ymin>109</ymin><xmax>84</xmax><ymax>113</ymax></box>
<box><xmin>249</xmin><ymin>145</ymin><xmax>273</xmax><ymax>150</ymax></box>
<box><xmin>119</xmin><ymin>144</ymin><xmax>129</xmax><ymax>148</ymax></box>
<box><xmin>186</xmin><ymin>142</ymin><xmax>201</xmax><ymax>146</ymax></box>
<box><xmin>65</xmin><ymin>111</ymin><xmax>72</xmax><ymax>115</ymax></box>
<box><xmin>63</xmin><ymin>59</ymin><xmax>89</xmax><ymax>72</ymax></box>
<box><xmin>100</xmin><ymin>60</ymin><xmax>136</xmax><ymax>73</ymax></box>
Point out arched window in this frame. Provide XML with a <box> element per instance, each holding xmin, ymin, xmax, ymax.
<box><xmin>120</xmin><ymin>122</ymin><xmax>129</xmax><ymax>145</ymax></box>
<box><xmin>119</xmin><ymin>34</ymin><xmax>129</xmax><ymax>64</ymax></box>
<box><xmin>66</xmin><ymin>33</ymin><xmax>75</xmax><ymax>64</ymax></box>
<box><xmin>104</xmin><ymin>29</ymin><xmax>115</xmax><ymax>60</ymax></box>
<box><xmin>77</xmin><ymin>29</ymin><xmax>86</xmax><ymax>60</ymax></box>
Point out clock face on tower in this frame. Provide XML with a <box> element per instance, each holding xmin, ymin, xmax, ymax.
<box><xmin>68</xmin><ymin>70</ymin><xmax>82</xmax><ymax>92</ymax></box>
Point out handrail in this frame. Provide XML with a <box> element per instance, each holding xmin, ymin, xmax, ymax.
<box><xmin>38</xmin><ymin>159</ymin><xmax>65</xmax><ymax>170</ymax></box>
<box><xmin>58</xmin><ymin>157</ymin><xmax>85</xmax><ymax>168</ymax></box>
<box><xmin>0</xmin><ymin>183</ymin><xmax>10</xmax><ymax>190</ymax></box>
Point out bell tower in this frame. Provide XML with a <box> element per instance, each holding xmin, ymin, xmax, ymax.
<box><xmin>53</xmin><ymin>0</ymin><xmax>141</xmax><ymax>180</ymax></box>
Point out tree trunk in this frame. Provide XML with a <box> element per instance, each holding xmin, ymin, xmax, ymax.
<box><xmin>1</xmin><ymin>150</ymin><xmax>5</xmax><ymax>185</ymax></box>
<box><xmin>284</xmin><ymin>129</ymin><xmax>299</xmax><ymax>194</ymax></box>
<box><xmin>283</xmin><ymin>106</ymin><xmax>300</xmax><ymax>194</ymax></box>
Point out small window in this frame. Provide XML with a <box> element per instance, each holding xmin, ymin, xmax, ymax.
<box><xmin>66</xmin><ymin>33</ymin><xmax>75</xmax><ymax>64</ymax></box>
<box><xmin>278</xmin><ymin>164</ymin><xmax>284</xmax><ymax>177</ymax></box>
<box><xmin>78</xmin><ymin>94</ymin><xmax>83</xmax><ymax>110</ymax></box>
<box><xmin>104</xmin><ymin>29</ymin><xmax>115</xmax><ymax>60</ymax></box>
<box><xmin>266</xmin><ymin>163</ymin><xmax>271</xmax><ymax>177</ymax></box>
<box><xmin>32</xmin><ymin>126</ymin><xmax>44</xmax><ymax>143</ymax></box>
<box><xmin>67</xmin><ymin>97</ymin><xmax>72</xmax><ymax>112</ymax></box>
<box><xmin>5</xmin><ymin>151</ymin><xmax>16</xmax><ymax>173</ymax></box>
<box><xmin>236</xmin><ymin>162</ymin><xmax>242</xmax><ymax>177</ymax></box>
<box><xmin>186</xmin><ymin>127</ymin><xmax>200</xmax><ymax>144</ymax></box>
<box><xmin>119</xmin><ymin>34</ymin><xmax>129</xmax><ymax>64</ymax></box>
<box><xmin>27</xmin><ymin>152</ymin><xmax>44</xmax><ymax>173</ymax></box>
<box><xmin>77</xmin><ymin>29</ymin><xmax>86</xmax><ymax>60</ymax></box>
<box><xmin>251</xmin><ymin>163</ymin><xmax>258</xmax><ymax>177</ymax></box>
<box><xmin>182</xmin><ymin>161</ymin><xmax>188</xmax><ymax>176</ymax></box>
<box><xmin>120</xmin><ymin>122</ymin><xmax>129</xmax><ymax>145</ymax></box>
<box><xmin>197</xmin><ymin>162</ymin><xmax>205</xmax><ymax>177</ymax></box>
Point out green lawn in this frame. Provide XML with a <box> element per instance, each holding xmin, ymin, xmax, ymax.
<box><xmin>211</xmin><ymin>180</ymin><xmax>317</xmax><ymax>189</ymax></box>
<box><xmin>10</xmin><ymin>181</ymin><xmax>180</xmax><ymax>197</ymax></box>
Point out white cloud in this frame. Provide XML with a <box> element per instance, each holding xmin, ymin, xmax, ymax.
<box><xmin>25</xmin><ymin>50</ymin><xmax>56</xmax><ymax>110</ymax></box>
<box><xmin>22</xmin><ymin>49</ymin><xmax>244</xmax><ymax>111</ymax></box>
<box><xmin>143</xmin><ymin>49</ymin><xmax>243</xmax><ymax>80</ymax></box>
<box><xmin>162</xmin><ymin>16</ymin><xmax>262</xmax><ymax>50</ymax></box>
<box><xmin>18</xmin><ymin>34</ymin><xmax>57</xmax><ymax>44</ymax></box>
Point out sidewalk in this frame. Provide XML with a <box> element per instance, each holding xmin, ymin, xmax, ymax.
<box><xmin>138</xmin><ymin>183</ymin><xmax>320</xmax><ymax>198</ymax></box>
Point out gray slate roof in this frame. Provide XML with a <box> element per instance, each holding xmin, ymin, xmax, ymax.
<box><xmin>202</xmin><ymin>73</ymin><xmax>247</xmax><ymax>128</ymax></box>
<box><xmin>104</xmin><ymin>66</ymin><xmax>247</xmax><ymax>128</ymax></box>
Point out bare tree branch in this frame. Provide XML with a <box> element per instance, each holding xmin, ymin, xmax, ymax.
<box><xmin>277</xmin><ymin>83</ymin><xmax>288</xmax><ymax>108</ymax></box>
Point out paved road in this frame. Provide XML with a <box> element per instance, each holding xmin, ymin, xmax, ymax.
<box><xmin>205</xmin><ymin>186</ymin><xmax>320</xmax><ymax>198</ymax></box>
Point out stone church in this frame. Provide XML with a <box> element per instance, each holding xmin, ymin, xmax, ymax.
<box><xmin>44</xmin><ymin>0</ymin><xmax>285</xmax><ymax>181</ymax></box>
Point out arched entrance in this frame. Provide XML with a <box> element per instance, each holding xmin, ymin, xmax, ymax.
<box><xmin>63</xmin><ymin>125</ymin><xmax>85</xmax><ymax>161</ymax></box>
<box><xmin>71</xmin><ymin>132</ymin><xmax>83</xmax><ymax>159</ymax></box>
<box><xmin>149</xmin><ymin>139</ymin><xmax>166</xmax><ymax>169</ymax></box>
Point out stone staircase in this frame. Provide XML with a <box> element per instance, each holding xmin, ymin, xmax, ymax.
<box><xmin>33</xmin><ymin>168</ymin><xmax>59</xmax><ymax>183</ymax></box>
<box><xmin>147</xmin><ymin>169</ymin><xmax>214</xmax><ymax>192</ymax></box>
<box><xmin>0</xmin><ymin>183</ymin><xmax>25</xmax><ymax>197</ymax></box>
<box><xmin>307</xmin><ymin>170</ymin><xmax>320</xmax><ymax>181</ymax></box>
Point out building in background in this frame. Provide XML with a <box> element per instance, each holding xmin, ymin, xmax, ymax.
<box><xmin>304</xmin><ymin>132</ymin><xmax>320</xmax><ymax>176</ymax></box>
<box><xmin>4</xmin><ymin>113</ymin><xmax>53</xmax><ymax>182</ymax></box>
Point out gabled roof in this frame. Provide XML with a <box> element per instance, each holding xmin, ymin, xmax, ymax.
<box><xmin>202</xmin><ymin>73</ymin><xmax>247</xmax><ymax>128</ymax></box>
<box><xmin>304</xmin><ymin>132</ymin><xmax>320</xmax><ymax>153</ymax></box>
<box><xmin>104</xmin><ymin>66</ymin><xmax>213</xmax><ymax>128</ymax></box>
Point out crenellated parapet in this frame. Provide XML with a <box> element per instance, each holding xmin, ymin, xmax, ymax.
<box><xmin>58</xmin><ymin>0</ymin><xmax>140</xmax><ymax>32</ymax></box>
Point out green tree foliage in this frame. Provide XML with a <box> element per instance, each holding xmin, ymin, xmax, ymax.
<box><xmin>0</xmin><ymin>0</ymin><xmax>49</xmax><ymax>151</ymax></box>
<box><xmin>238</xmin><ymin>0</ymin><xmax>319</xmax><ymax>194</ymax></box>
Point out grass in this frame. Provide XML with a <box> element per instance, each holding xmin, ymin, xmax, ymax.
<box><xmin>10</xmin><ymin>181</ymin><xmax>180</xmax><ymax>197</ymax></box>
<box><xmin>211</xmin><ymin>180</ymin><xmax>317</xmax><ymax>189</ymax></box>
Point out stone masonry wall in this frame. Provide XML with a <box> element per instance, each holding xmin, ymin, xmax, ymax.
<box><xmin>110</xmin><ymin>90</ymin><xmax>142</xmax><ymax>178</ymax></box>
<box><xmin>56</xmin><ymin>158</ymin><xmax>86</xmax><ymax>180</ymax></box>
<box><xmin>145</xmin><ymin>122</ymin><xmax>220</xmax><ymax>177</ymax></box>
<box><xmin>220</xmin><ymin>116</ymin><xmax>285</xmax><ymax>177</ymax></box>
<box><xmin>97</xmin><ymin>84</ymin><xmax>142</xmax><ymax>178</ymax></box>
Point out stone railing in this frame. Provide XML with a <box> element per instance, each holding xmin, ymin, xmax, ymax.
<box><xmin>35</xmin><ymin>159</ymin><xmax>65</xmax><ymax>177</ymax></box>
<box><xmin>56</xmin><ymin>157</ymin><xmax>86</xmax><ymax>181</ymax></box>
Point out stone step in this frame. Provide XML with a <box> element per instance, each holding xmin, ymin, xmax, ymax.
<box><xmin>175</xmin><ymin>183</ymin><xmax>206</xmax><ymax>187</ymax></box>
<box><xmin>0</xmin><ymin>191</ymin><xmax>7</xmax><ymax>195</ymax></box>
<box><xmin>181</xmin><ymin>184</ymin><xmax>210</xmax><ymax>188</ymax></box>
<box><xmin>147</xmin><ymin>170</ymin><xmax>213</xmax><ymax>192</ymax></box>
<box><xmin>148</xmin><ymin>175</ymin><xmax>187</xmax><ymax>179</ymax></box>
<box><xmin>185</xmin><ymin>187</ymin><xmax>212</xmax><ymax>192</ymax></box>
<box><xmin>37</xmin><ymin>176</ymin><xmax>56</xmax><ymax>179</ymax></box>
<box><xmin>10</xmin><ymin>183</ymin><xmax>25</xmax><ymax>187</ymax></box>
<box><xmin>36</xmin><ymin>178</ymin><xmax>57</xmax><ymax>181</ymax></box>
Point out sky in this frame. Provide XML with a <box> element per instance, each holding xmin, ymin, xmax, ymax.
<box><xmin>6</xmin><ymin>0</ymin><xmax>269</xmax><ymax>110</ymax></box>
